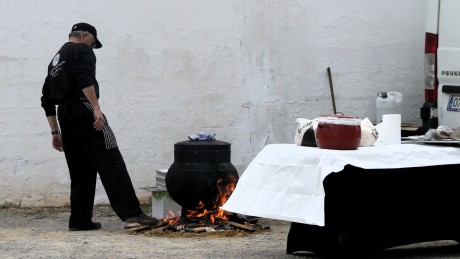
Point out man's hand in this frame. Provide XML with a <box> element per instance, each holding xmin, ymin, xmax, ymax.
<box><xmin>52</xmin><ymin>134</ymin><xmax>64</xmax><ymax>152</ymax></box>
<box><xmin>93</xmin><ymin>109</ymin><xmax>105</xmax><ymax>131</ymax></box>
<box><xmin>81</xmin><ymin>86</ymin><xmax>105</xmax><ymax>131</ymax></box>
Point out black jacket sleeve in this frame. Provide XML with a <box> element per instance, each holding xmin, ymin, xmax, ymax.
<box><xmin>74</xmin><ymin>45</ymin><xmax>97</xmax><ymax>91</ymax></box>
<box><xmin>40</xmin><ymin>74</ymin><xmax>57</xmax><ymax>116</ymax></box>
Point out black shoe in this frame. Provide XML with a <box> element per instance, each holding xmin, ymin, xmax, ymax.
<box><xmin>124</xmin><ymin>213</ymin><xmax>158</xmax><ymax>226</ymax></box>
<box><xmin>69</xmin><ymin>221</ymin><xmax>102</xmax><ymax>231</ymax></box>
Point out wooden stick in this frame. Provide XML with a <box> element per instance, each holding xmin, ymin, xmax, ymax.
<box><xmin>191</xmin><ymin>226</ymin><xmax>212</xmax><ymax>233</ymax></box>
<box><xmin>151</xmin><ymin>226</ymin><xmax>168</xmax><ymax>233</ymax></box>
<box><xmin>223</xmin><ymin>221</ymin><xmax>256</xmax><ymax>232</ymax></box>
<box><xmin>327</xmin><ymin>67</ymin><xmax>337</xmax><ymax>114</ymax></box>
<box><xmin>126</xmin><ymin>222</ymin><xmax>168</xmax><ymax>233</ymax></box>
<box><xmin>126</xmin><ymin>225</ymin><xmax>151</xmax><ymax>233</ymax></box>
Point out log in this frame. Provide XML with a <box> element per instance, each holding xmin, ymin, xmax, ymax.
<box><xmin>224</xmin><ymin>221</ymin><xmax>256</xmax><ymax>232</ymax></box>
<box><xmin>190</xmin><ymin>226</ymin><xmax>212</xmax><ymax>233</ymax></box>
<box><xmin>126</xmin><ymin>222</ymin><xmax>168</xmax><ymax>233</ymax></box>
<box><xmin>190</xmin><ymin>225</ymin><xmax>220</xmax><ymax>233</ymax></box>
<box><xmin>126</xmin><ymin>225</ymin><xmax>151</xmax><ymax>233</ymax></box>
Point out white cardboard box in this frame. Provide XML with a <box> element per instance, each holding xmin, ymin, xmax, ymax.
<box><xmin>141</xmin><ymin>187</ymin><xmax>181</xmax><ymax>219</ymax></box>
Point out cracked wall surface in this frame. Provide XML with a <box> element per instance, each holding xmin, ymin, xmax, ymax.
<box><xmin>0</xmin><ymin>0</ymin><xmax>427</xmax><ymax>206</ymax></box>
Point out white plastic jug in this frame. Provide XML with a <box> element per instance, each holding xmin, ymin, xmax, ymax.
<box><xmin>376</xmin><ymin>91</ymin><xmax>403</xmax><ymax>123</ymax></box>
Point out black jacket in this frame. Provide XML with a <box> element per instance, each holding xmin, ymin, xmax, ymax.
<box><xmin>41</xmin><ymin>42</ymin><xmax>99</xmax><ymax>117</ymax></box>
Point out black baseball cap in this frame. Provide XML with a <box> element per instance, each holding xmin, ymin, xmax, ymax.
<box><xmin>71</xmin><ymin>22</ymin><xmax>102</xmax><ymax>49</ymax></box>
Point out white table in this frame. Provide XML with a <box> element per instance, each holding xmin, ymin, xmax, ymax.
<box><xmin>222</xmin><ymin>143</ymin><xmax>460</xmax><ymax>226</ymax></box>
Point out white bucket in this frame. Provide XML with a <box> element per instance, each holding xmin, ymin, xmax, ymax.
<box><xmin>376</xmin><ymin>91</ymin><xmax>403</xmax><ymax>123</ymax></box>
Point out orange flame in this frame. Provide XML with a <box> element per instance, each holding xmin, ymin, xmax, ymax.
<box><xmin>163</xmin><ymin>209</ymin><xmax>181</xmax><ymax>225</ymax></box>
<box><xmin>163</xmin><ymin>176</ymin><xmax>237</xmax><ymax>225</ymax></box>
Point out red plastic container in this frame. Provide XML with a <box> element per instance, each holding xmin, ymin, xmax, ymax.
<box><xmin>315</xmin><ymin>115</ymin><xmax>361</xmax><ymax>150</ymax></box>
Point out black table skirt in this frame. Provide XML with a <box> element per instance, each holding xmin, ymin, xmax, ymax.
<box><xmin>286</xmin><ymin>163</ymin><xmax>460</xmax><ymax>255</ymax></box>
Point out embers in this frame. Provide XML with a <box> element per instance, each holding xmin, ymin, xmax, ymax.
<box><xmin>160</xmin><ymin>175</ymin><xmax>260</xmax><ymax>233</ymax></box>
<box><xmin>129</xmin><ymin>175</ymin><xmax>269</xmax><ymax>235</ymax></box>
<box><xmin>126</xmin><ymin>210</ymin><xmax>268</xmax><ymax>235</ymax></box>
<box><xmin>160</xmin><ymin>213</ymin><xmax>266</xmax><ymax>234</ymax></box>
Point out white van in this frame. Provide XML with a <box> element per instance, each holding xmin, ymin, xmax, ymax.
<box><xmin>421</xmin><ymin>0</ymin><xmax>460</xmax><ymax>132</ymax></box>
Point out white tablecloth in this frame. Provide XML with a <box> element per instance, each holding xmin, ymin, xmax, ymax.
<box><xmin>222</xmin><ymin>143</ymin><xmax>460</xmax><ymax>226</ymax></box>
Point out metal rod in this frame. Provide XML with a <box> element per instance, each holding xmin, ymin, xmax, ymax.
<box><xmin>327</xmin><ymin>67</ymin><xmax>337</xmax><ymax>114</ymax></box>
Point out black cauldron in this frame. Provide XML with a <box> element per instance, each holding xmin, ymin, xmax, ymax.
<box><xmin>165</xmin><ymin>140</ymin><xmax>239</xmax><ymax>212</ymax></box>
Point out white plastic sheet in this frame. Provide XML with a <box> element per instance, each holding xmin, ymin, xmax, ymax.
<box><xmin>222</xmin><ymin>143</ymin><xmax>460</xmax><ymax>226</ymax></box>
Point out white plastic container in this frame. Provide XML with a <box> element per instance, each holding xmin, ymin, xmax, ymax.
<box><xmin>376</xmin><ymin>91</ymin><xmax>403</xmax><ymax>123</ymax></box>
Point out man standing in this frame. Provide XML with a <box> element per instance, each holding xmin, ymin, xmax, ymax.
<box><xmin>41</xmin><ymin>23</ymin><xmax>160</xmax><ymax>231</ymax></box>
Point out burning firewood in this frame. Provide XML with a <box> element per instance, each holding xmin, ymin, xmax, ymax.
<box><xmin>190</xmin><ymin>226</ymin><xmax>217</xmax><ymax>233</ymax></box>
<box><xmin>127</xmin><ymin>216</ymin><xmax>270</xmax><ymax>236</ymax></box>
<box><xmin>125</xmin><ymin>222</ymin><xmax>168</xmax><ymax>233</ymax></box>
<box><xmin>150</xmin><ymin>226</ymin><xmax>169</xmax><ymax>233</ymax></box>
<box><xmin>223</xmin><ymin>221</ymin><xmax>256</xmax><ymax>232</ymax></box>
<box><xmin>126</xmin><ymin>225</ymin><xmax>152</xmax><ymax>233</ymax></box>
<box><xmin>129</xmin><ymin>173</ymin><xmax>268</xmax><ymax>236</ymax></box>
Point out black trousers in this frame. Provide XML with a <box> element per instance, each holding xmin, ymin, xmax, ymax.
<box><xmin>59</xmin><ymin>114</ymin><xmax>142</xmax><ymax>227</ymax></box>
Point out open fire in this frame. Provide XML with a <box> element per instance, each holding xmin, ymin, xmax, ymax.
<box><xmin>161</xmin><ymin>175</ymin><xmax>254</xmax><ymax>232</ymax></box>
<box><xmin>176</xmin><ymin>177</ymin><xmax>236</xmax><ymax>221</ymax></box>
<box><xmin>129</xmin><ymin>176</ymin><xmax>268</xmax><ymax>234</ymax></box>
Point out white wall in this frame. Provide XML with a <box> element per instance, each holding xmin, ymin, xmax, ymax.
<box><xmin>0</xmin><ymin>0</ymin><xmax>427</xmax><ymax>207</ymax></box>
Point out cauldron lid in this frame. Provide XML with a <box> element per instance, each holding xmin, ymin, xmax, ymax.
<box><xmin>174</xmin><ymin>140</ymin><xmax>231</xmax><ymax>151</ymax></box>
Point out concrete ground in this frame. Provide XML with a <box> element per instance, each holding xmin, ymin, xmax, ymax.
<box><xmin>1</xmin><ymin>205</ymin><xmax>460</xmax><ymax>258</ymax></box>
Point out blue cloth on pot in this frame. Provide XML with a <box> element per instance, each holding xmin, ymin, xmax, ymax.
<box><xmin>188</xmin><ymin>132</ymin><xmax>216</xmax><ymax>141</ymax></box>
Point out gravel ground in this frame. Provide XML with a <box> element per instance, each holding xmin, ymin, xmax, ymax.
<box><xmin>1</xmin><ymin>205</ymin><xmax>460</xmax><ymax>258</ymax></box>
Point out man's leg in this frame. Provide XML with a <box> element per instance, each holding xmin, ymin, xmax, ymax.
<box><xmin>86</xmin><ymin>131</ymin><xmax>143</xmax><ymax>221</ymax></box>
<box><xmin>62</xmin><ymin>131</ymin><xmax>98</xmax><ymax>229</ymax></box>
